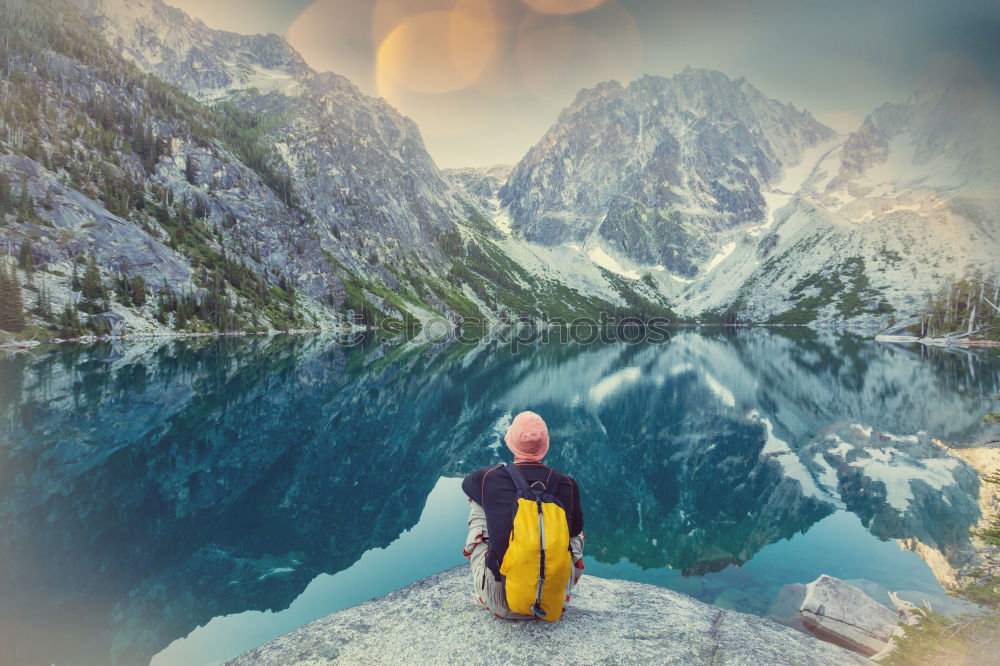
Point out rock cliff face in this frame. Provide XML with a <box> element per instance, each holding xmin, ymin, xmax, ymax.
<box><xmin>2</xmin><ymin>0</ymin><xmax>669</xmax><ymax>337</ymax></box>
<box><xmin>80</xmin><ymin>0</ymin><xmax>462</xmax><ymax>256</ymax></box>
<box><xmin>5</xmin><ymin>0</ymin><xmax>648</xmax><ymax>337</ymax></box>
<box><xmin>79</xmin><ymin>0</ymin><xmax>314</xmax><ymax>94</ymax></box>
<box><xmin>0</xmin><ymin>0</ymin><xmax>359</xmax><ymax>332</ymax></box>
<box><xmin>443</xmin><ymin>165</ymin><xmax>513</xmax><ymax>213</ymax></box>
<box><xmin>226</xmin><ymin>566</ymin><xmax>868</xmax><ymax>666</ymax></box>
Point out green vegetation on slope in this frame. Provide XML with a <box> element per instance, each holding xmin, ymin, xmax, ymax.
<box><xmin>0</xmin><ymin>0</ymin><xmax>687</xmax><ymax>335</ymax></box>
<box><xmin>442</xmin><ymin>227</ymin><xmax>678</xmax><ymax>324</ymax></box>
<box><xmin>769</xmin><ymin>257</ymin><xmax>893</xmax><ymax>325</ymax></box>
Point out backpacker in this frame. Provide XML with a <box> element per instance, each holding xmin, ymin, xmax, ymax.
<box><xmin>499</xmin><ymin>463</ymin><xmax>572</xmax><ymax>621</ymax></box>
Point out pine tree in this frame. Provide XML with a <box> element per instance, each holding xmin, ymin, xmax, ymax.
<box><xmin>18</xmin><ymin>240</ymin><xmax>34</xmax><ymax>274</ymax></box>
<box><xmin>35</xmin><ymin>281</ymin><xmax>52</xmax><ymax>320</ymax></box>
<box><xmin>130</xmin><ymin>275</ymin><xmax>146</xmax><ymax>307</ymax></box>
<box><xmin>19</xmin><ymin>180</ymin><xmax>31</xmax><ymax>219</ymax></box>
<box><xmin>81</xmin><ymin>253</ymin><xmax>104</xmax><ymax>302</ymax></box>
<box><xmin>79</xmin><ymin>254</ymin><xmax>107</xmax><ymax>314</ymax></box>
<box><xmin>71</xmin><ymin>260</ymin><xmax>82</xmax><ymax>291</ymax></box>
<box><xmin>185</xmin><ymin>156</ymin><xmax>198</xmax><ymax>185</ymax></box>
<box><xmin>0</xmin><ymin>173</ymin><xmax>12</xmax><ymax>214</ymax></box>
<box><xmin>58</xmin><ymin>302</ymin><xmax>83</xmax><ymax>338</ymax></box>
<box><xmin>0</xmin><ymin>263</ymin><xmax>27</xmax><ymax>333</ymax></box>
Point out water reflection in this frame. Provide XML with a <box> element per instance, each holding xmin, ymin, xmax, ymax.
<box><xmin>0</xmin><ymin>329</ymin><xmax>997</xmax><ymax>665</ymax></box>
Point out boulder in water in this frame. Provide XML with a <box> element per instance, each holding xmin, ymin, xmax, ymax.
<box><xmin>799</xmin><ymin>574</ymin><xmax>899</xmax><ymax>656</ymax></box>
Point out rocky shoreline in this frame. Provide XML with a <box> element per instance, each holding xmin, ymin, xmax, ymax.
<box><xmin>225</xmin><ymin>567</ymin><xmax>868</xmax><ymax>665</ymax></box>
<box><xmin>0</xmin><ymin>326</ymin><xmax>362</xmax><ymax>352</ymax></box>
<box><xmin>10</xmin><ymin>323</ymin><xmax>998</xmax><ymax>354</ymax></box>
<box><xmin>876</xmin><ymin>333</ymin><xmax>1000</xmax><ymax>348</ymax></box>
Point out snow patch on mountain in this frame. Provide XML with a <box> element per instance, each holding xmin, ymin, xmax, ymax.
<box><xmin>751</xmin><ymin>137</ymin><xmax>845</xmax><ymax>236</ymax></box>
<box><xmin>488</xmin><ymin>237</ymin><xmax>626</xmax><ymax>304</ymax></box>
<box><xmin>586</xmin><ymin>242</ymin><xmax>640</xmax><ymax>279</ymax></box>
<box><xmin>702</xmin><ymin>242</ymin><xmax>737</xmax><ymax>274</ymax></box>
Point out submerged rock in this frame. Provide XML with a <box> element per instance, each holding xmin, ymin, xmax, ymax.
<box><xmin>227</xmin><ymin>567</ymin><xmax>867</xmax><ymax>665</ymax></box>
<box><xmin>799</xmin><ymin>575</ymin><xmax>898</xmax><ymax>656</ymax></box>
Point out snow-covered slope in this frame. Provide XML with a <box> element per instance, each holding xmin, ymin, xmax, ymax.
<box><xmin>5</xmin><ymin>0</ymin><xmax>648</xmax><ymax>337</ymax></box>
<box><xmin>682</xmin><ymin>71</ymin><xmax>1000</xmax><ymax>325</ymax></box>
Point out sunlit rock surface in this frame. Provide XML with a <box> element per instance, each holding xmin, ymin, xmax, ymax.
<box><xmin>799</xmin><ymin>575</ymin><xmax>898</xmax><ymax>656</ymax></box>
<box><xmin>227</xmin><ymin>567</ymin><xmax>868</xmax><ymax>666</ymax></box>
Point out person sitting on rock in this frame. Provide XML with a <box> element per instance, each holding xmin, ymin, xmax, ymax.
<box><xmin>462</xmin><ymin>410</ymin><xmax>585</xmax><ymax>620</ymax></box>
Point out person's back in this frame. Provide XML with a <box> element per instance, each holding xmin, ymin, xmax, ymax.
<box><xmin>461</xmin><ymin>411</ymin><xmax>585</xmax><ymax>620</ymax></box>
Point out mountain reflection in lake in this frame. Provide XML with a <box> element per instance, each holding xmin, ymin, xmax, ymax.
<box><xmin>1</xmin><ymin>329</ymin><xmax>998</xmax><ymax>666</ymax></box>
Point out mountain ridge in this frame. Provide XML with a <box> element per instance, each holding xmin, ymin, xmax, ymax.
<box><xmin>1</xmin><ymin>0</ymin><xmax>664</xmax><ymax>338</ymax></box>
<box><xmin>494</xmin><ymin>65</ymin><xmax>999</xmax><ymax>326</ymax></box>
<box><xmin>498</xmin><ymin>68</ymin><xmax>837</xmax><ymax>277</ymax></box>
<box><xmin>1</xmin><ymin>0</ymin><xmax>997</xmax><ymax>339</ymax></box>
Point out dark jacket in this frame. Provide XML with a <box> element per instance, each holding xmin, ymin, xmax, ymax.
<box><xmin>462</xmin><ymin>462</ymin><xmax>584</xmax><ymax>580</ymax></box>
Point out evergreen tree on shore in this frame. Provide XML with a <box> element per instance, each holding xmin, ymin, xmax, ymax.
<box><xmin>0</xmin><ymin>174</ymin><xmax>12</xmax><ymax>216</ymax></box>
<box><xmin>0</xmin><ymin>263</ymin><xmax>27</xmax><ymax>333</ymax></box>
<box><xmin>57</xmin><ymin>302</ymin><xmax>83</xmax><ymax>338</ymax></box>
<box><xmin>915</xmin><ymin>270</ymin><xmax>1000</xmax><ymax>339</ymax></box>
<box><xmin>130</xmin><ymin>275</ymin><xmax>146</xmax><ymax>307</ymax></box>
<box><xmin>35</xmin><ymin>281</ymin><xmax>52</xmax><ymax>320</ymax></box>
<box><xmin>80</xmin><ymin>253</ymin><xmax>106</xmax><ymax>313</ymax></box>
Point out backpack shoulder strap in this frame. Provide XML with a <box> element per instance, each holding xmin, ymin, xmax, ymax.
<box><xmin>504</xmin><ymin>462</ymin><xmax>530</xmax><ymax>492</ymax></box>
<box><xmin>539</xmin><ymin>467</ymin><xmax>560</xmax><ymax>494</ymax></box>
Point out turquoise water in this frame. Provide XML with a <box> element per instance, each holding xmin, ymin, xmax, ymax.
<box><xmin>1</xmin><ymin>329</ymin><xmax>997</xmax><ymax>665</ymax></box>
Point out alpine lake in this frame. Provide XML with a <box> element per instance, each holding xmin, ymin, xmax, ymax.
<box><xmin>1</xmin><ymin>327</ymin><xmax>998</xmax><ymax>666</ymax></box>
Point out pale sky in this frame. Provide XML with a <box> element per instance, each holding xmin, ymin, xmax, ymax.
<box><xmin>164</xmin><ymin>0</ymin><xmax>1000</xmax><ymax>169</ymax></box>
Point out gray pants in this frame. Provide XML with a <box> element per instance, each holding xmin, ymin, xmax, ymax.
<box><xmin>464</xmin><ymin>500</ymin><xmax>585</xmax><ymax>619</ymax></box>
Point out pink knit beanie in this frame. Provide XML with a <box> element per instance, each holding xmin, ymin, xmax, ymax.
<box><xmin>504</xmin><ymin>411</ymin><xmax>549</xmax><ymax>462</ymax></box>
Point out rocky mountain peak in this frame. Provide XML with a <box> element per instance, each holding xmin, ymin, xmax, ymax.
<box><xmin>499</xmin><ymin>68</ymin><xmax>836</xmax><ymax>270</ymax></box>
<box><xmin>79</xmin><ymin>0</ymin><xmax>313</xmax><ymax>96</ymax></box>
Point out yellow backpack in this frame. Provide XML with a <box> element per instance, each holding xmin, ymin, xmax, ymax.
<box><xmin>499</xmin><ymin>463</ymin><xmax>572</xmax><ymax>621</ymax></box>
